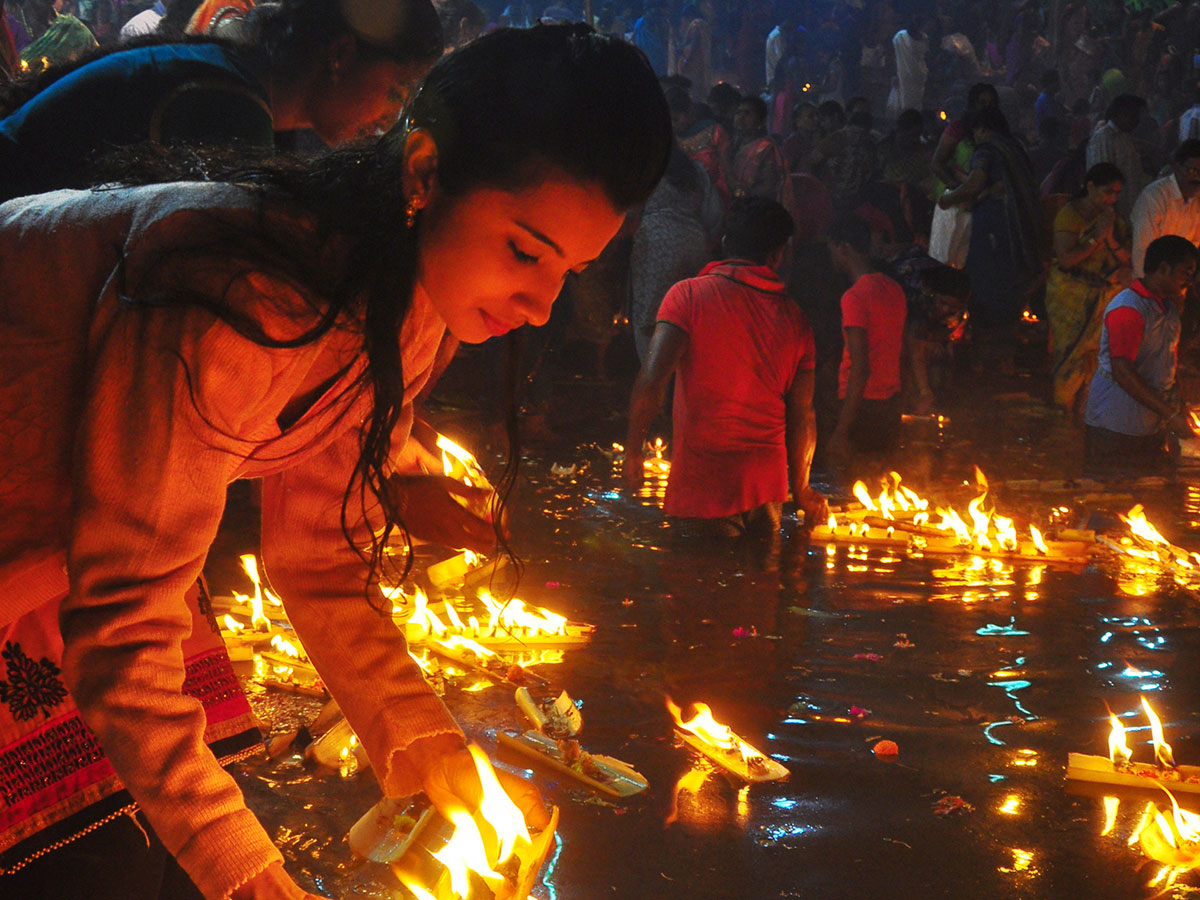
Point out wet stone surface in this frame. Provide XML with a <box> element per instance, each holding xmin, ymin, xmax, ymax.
<box><xmin>208</xmin><ymin>373</ymin><xmax>1200</xmax><ymax>900</ymax></box>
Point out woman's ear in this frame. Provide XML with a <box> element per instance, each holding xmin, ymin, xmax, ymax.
<box><xmin>402</xmin><ymin>129</ymin><xmax>439</xmax><ymax>212</ymax></box>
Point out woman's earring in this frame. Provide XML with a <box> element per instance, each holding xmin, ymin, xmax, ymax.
<box><xmin>406</xmin><ymin>199</ymin><xmax>419</xmax><ymax>229</ymax></box>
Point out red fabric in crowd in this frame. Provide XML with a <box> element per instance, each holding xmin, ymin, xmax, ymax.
<box><xmin>1105</xmin><ymin>306</ymin><xmax>1146</xmax><ymax>361</ymax></box>
<box><xmin>656</xmin><ymin>260</ymin><xmax>815</xmax><ymax>518</ymax></box>
<box><xmin>1107</xmin><ymin>279</ymin><xmax>1168</xmax><ymax>362</ymax></box>
<box><xmin>838</xmin><ymin>272</ymin><xmax>907</xmax><ymax>399</ymax></box>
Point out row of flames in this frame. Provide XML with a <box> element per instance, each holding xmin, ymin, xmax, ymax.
<box><xmin>831</xmin><ymin>469</ymin><xmax>1049</xmax><ymax>554</ymax></box>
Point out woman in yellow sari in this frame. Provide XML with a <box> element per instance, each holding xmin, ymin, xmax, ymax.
<box><xmin>1045</xmin><ymin>162</ymin><xmax>1133</xmax><ymax>414</ymax></box>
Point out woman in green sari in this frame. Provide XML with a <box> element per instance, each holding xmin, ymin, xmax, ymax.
<box><xmin>1045</xmin><ymin>163</ymin><xmax>1133</xmax><ymax>415</ymax></box>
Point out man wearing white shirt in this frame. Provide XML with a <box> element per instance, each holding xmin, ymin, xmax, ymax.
<box><xmin>892</xmin><ymin>20</ymin><xmax>929</xmax><ymax>112</ymax></box>
<box><xmin>764</xmin><ymin>8</ymin><xmax>794</xmax><ymax>86</ymax></box>
<box><xmin>120</xmin><ymin>0</ymin><xmax>166</xmax><ymax>38</ymax></box>
<box><xmin>1180</xmin><ymin>88</ymin><xmax>1200</xmax><ymax>143</ymax></box>
<box><xmin>1130</xmin><ymin>140</ymin><xmax>1200</xmax><ymax>277</ymax></box>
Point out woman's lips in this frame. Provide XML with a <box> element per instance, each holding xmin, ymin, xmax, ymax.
<box><xmin>480</xmin><ymin>310</ymin><xmax>519</xmax><ymax>336</ymax></box>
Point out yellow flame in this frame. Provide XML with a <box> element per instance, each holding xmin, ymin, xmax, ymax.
<box><xmin>1142</xmin><ymin>697</ymin><xmax>1176</xmax><ymax>768</ymax></box>
<box><xmin>222</xmin><ymin>615</ymin><xmax>245</xmax><ymax>633</ymax></box>
<box><xmin>1109</xmin><ymin>715</ymin><xmax>1133</xmax><ymax>766</ymax></box>
<box><xmin>1101</xmin><ymin>796</ymin><xmax>1120</xmax><ymax>836</ymax></box>
<box><xmin>463</xmin><ymin>549</ymin><xmax>480</xmax><ymax>567</ymax></box>
<box><xmin>974</xmin><ymin>466</ymin><xmax>989</xmax><ymax>491</ymax></box>
<box><xmin>667</xmin><ymin>699</ymin><xmax>736</xmax><ymax>750</ymax></box>
<box><xmin>270</xmin><ymin>633</ymin><xmax>300</xmax><ymax>658</ymax></box>
<box><xmin>468</xmin><ymin>744</ymin><xmax>532</xmax><ymax>864</ymax></box>
<box><xmin>436</xmin><ymin>634</ymin><xmax>497</xmax><ymax>658</ymax></box>
<box><xmin>479</xmin><ymin>591</ymin><xmax>568</xmax><ymax>637</ymax></box>
<box><xmin>431</xmin><ymin>808</ymin><xmax>503</xmax><ymax>896</ymax></box>
<box><xmin>852</xmin><ymin>481</ymin><xmax>877</xmax><ymax>511</ymax></box>
<box><xmin>993</xmin><ymin>516</ymin><xmax>1018</xmax><ymax>552</ymax></box>
<box><xmin>1029</xmin><ymin>524</ymin><xmax>1048</xmax><ymax>554</ymax></box>
<box><xmin>827</xmin><ymin>514</ymin><xmax>837</xmax><ymax>532</ymax></box>
<box><xmin>1122</xmin><ymin>505</ymin><xmax>1171</xmax><ymax>546</ymax></box>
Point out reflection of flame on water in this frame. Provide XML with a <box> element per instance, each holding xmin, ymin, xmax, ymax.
<box><xmin>1101</xmin><ymin>796</ymin><xmax>1120</xmax><ymax>836</ymax></box>
<box><xmin>665</xmin><ymin>764</ymin><xmax>712</xmax><ymax>827</ymax></box>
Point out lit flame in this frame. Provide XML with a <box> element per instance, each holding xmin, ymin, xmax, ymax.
<box><xmin>1109</xmin><ymin>714</ymin><xmax>1133</xmax><ymax>767</ymax></box>
<box><xmin>993</xmin><ymin>516</ymin><xmax>1018</xmax><ymax>552</ymax></box>
<box><xmin>479</xmin><ymin>590</ymin><xmax>568</xmax><ymax>637</ymax></box>
<box><xmin>222</xmin><ymin>615</ymin><xmax>245</xmax><ymax>634</ymax></box>
<box><xmin>405</xmin><ymin>587</ymin><xmax>448</xmax><ymax>637</ymax></box>
<box><xmin>431</xmin><ymin>808</ymin><xmax>503</xmax><ymax>896</ymax></box>
<box><xmin>468</xmin><ymin>744</ymin><xmax>531</xmax><ymax>864</ymax></box>
<box><xmin>1122</xmin><ymin>505</ymin><xmax>1171</xmax><ymax>546</ymax></box>
<box><xmin>1142</xmin><ymin>697</ymin><xmax>1176</xmax><ymax>768</ymax></box>
<box><xmin>270</xmin><ymin>633</ymin><xmax>300</xmax><ymax>659</ymax></box>
<box><xmin>235</xmin><ymin>554</ymin><xmax>282</xmax><ymax>630</ymax></box>
<box><xmin>437</xmin><ymin>434</ymin><xmax>485</xmax><ymax>487</ymax></box>
<box><xmin>1029</xmin><ymin>524</ymin><xmax>1048</xmax><ymax>554</ymax></box>
<box><xmin>667</xmin><ymin>699</ymin><xmax>735</xmax><ymax>751</ymax></box>
<box><xmin>435</xmin><ymin>634</ymin><xmax>497</xmax><ymax>658</ymax></box>
<box><xmin>852</xmin><ymin>481</ymin><xmax>877</xmax><ymax>512</ymax></box>
<box><xmin>408</xmin><ymin>745</ymin><xmax>533</xmax><ymax>898</ymax></box>
<box><xmin>827</xmin><ymin>514</ymin><xmax>838</xmax><ymax>532</ymax></box>
<box><xmin>938</xmin><ymin>507</ymin><xmax>971</xmax><ymax>544</ymax></box>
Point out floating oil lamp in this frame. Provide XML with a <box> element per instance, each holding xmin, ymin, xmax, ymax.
<box><xmin>498</xmin><ymin>687</ymin><xmax>648</xmax><ymax>798</ymax></box>
<box><xmin>812</xmin><ymin>469</ymin><xmax>1095</xmax><ymax>564</ymax></box>
<box><xmin>218</xmin><ymin>554</ymin><xmax>285</xmax><ymax>658</ymax></box>
<box><xmin>1098</xmin><ymin>505</ymin><xmax>1200</xmax><ymax>590</ymax></box>
<box><xmin>1067</xmin><ymin>698</ymin><xmax>1200</xmax><ymax>794</ymax></box>
<box><xmin>393</xmin><ymin>586</ymin><xmax>594</xmax><ymax>650</ymax></box>
<box><xmin>369</xmin><ymin>745</ymin><xmax>559</xmax><ymax>900</ymax></box>
<box><xmin>666</xmin><ymin>699</ymin><xmax>788</xmax><ymax>783</ymax></box>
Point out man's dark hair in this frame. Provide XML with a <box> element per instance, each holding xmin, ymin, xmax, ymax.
<box><xmin>817</xmin><ymin>99</ymin><xmax>844</xmax><ymax>120</ymax></box>
<box><xmin>707</xmin><ymin>80</ymin><xmax>741</xmax><ymax>109</ymax></box>
<box><xmin>1175</xmin><ymin>139</ymin><xmax>1200</xmax><ymax>164</ymax></box>
<box><xmin>827</xmin><ymin>213</ymin><xmax>872</xmax><ymax>253</ymax></box>
<box><xmin>724</xmin><ymin>196</ymin><xmax>795</xmax><ymax>262</ymax></box>
<box><xmin>1106</xmin><ymin>93</ymin><xmax>1145</xmax><ymax>121</ymax></box>
<box><xmin>896</xmin><ymin>108</ymin><xmax>923</xmax><ymax>131</ymax></box>
<box><xmin>1145</xmin><ymin>235</ymin><xmax>1199</xmax><ymax>273</ymax></box>
<box><xmin>739</xmin><ymin>94</ymin><xmax>769</xmax><ymax>123</ymax></box>
<box><xmin>848</xmin><ymin>109</ymin><xmax>873</xmax><ymax>129</ymax></box>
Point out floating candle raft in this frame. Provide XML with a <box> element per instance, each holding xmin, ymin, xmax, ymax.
<box><xmin>810</xmin><ymin>469</ymin><xmax>1099</xmax><ymax>564</ymax></box>
<box><xmin>667</xmin><ymin>699</ymin><xmax>788</xmax><ymax>783</ymax></box>
<box><xmin>1067</xmin><ymin>698</ymin><xmax>1200</xmax><ymax>794</ymax></box>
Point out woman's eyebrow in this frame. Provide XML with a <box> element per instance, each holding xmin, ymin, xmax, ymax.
<box><xmin>516</xmin><ymin>220</ymin><xmax>565</xmax><ymax>258</ymax></box>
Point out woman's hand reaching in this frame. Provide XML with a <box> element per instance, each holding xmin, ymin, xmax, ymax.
<box><xmin>387</xmin><ymin>474</ymin><xmax>503</xmax><ymax>554</ymax></box>
<box><xmin>231</xmin><ymin>862</ymin><xmax>329</xmax><ymax>900</ymax></box>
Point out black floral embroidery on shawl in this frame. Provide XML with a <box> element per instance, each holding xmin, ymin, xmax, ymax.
<box><xmin>0</xmin><ymin>641</ymin><xmax>69</xmax><ymax>721</ymax></box>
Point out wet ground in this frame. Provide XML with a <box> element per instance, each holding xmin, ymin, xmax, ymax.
<box><xmin>207</xmin><ymin>338</ymin><xmax>1200</xmax><ymax>900</ymax></box>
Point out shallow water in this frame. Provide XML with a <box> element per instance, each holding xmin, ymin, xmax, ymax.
<box><xmin>216</xmin><ymin>379</ymin><xmax>1200</xmax><ymax>900</ymax></box>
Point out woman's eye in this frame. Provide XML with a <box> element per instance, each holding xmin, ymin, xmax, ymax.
<box><xmin>509</xmin><ymin>241</ymin><xmax>539</xmax><ymax>264</ymax></box>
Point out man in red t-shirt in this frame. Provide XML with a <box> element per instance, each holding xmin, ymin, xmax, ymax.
<box><xmin>625</xmin><ymin>196</ymin><xmax>826</xmax><ymax>534</ymax></box>
<box><xmin>827</xmin><ymin>214</ymin><xmax>907</xmax><ymax>462</ymax></box>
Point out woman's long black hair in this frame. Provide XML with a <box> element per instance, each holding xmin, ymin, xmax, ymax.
<box><xmin>126</xmin><ymin>25</ymin><xmax>671</xmax><ymax>604</ymax></box>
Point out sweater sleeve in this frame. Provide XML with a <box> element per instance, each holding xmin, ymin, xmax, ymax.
<box><xmin>62</xmin><ymin>302</ymin><xmax>296</xmax><ymax>899</ymax></box>
<box><xmin>259</xmin><ymin>413</ymin><xmax>464</xmax><ymax>802</ymax></box>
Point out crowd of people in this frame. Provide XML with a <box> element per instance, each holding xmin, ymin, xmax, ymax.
<box><xmin>5</xmin><ymin>0</ymin><xmax>1200</xmax><ymax>895</ymax></box>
